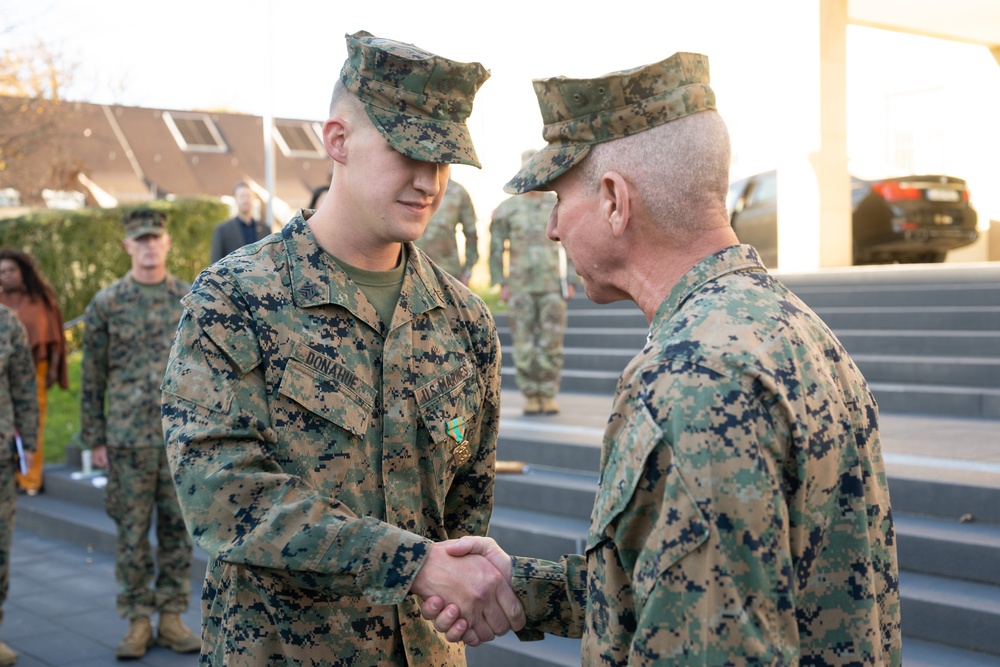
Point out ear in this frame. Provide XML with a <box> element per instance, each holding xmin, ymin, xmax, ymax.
<box><xmin>323</xmin><ymin>116</ymin><xmax>349</xmax><ymax>164</ymax></box>
<box><xmin>599</xmin><ymin>171</ymin><xmax>631</xmax><ymax>239</ymax></box>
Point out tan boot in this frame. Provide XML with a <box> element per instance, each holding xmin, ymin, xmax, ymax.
<box><xmin>0</xmin><ymin>640</ymin><xmax>17</xmax><ymax>667</ymax></box>
<box><xmin>522</xmin><ymin>396</ymin><xmax>542</xmax><ymax>415</ymax></box>
<box><xmin>156</xmin><ymin>612</ymin><xmax>201</xmax><ymax>654</ymax></box>
<box><xmin>115</xmin><ymin>616</ymin><xmax>153</xmax><ymax>659</ymax></box>
<box><xmin>540</xmin><ymin>396</ymin><xmax>561</xmax><ymax>415</ymax></box>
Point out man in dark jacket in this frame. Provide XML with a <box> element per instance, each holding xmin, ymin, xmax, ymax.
<box><xmin>209</xmin><ymin>182</ymin><xmax>270</xmax><ymax>263</ymax></box>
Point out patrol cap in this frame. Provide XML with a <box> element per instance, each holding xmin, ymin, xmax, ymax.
<box><xmin>506</xmin><ymin>52</ymin><xmax>716</xmax><ymax>194</ymax></box>
<box><xmin>121</xmin><ymin>208</ymin><xmax>167</xmax><ymax>239</ymax></box>
<box><xmin>340</xmin><ymin>30</ymin><xmax>490</xmax><ymax>168</ymax></box>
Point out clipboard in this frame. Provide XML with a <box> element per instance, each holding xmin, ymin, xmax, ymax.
<box><xmin>15</xmin><ymin>434</ymin><xmax>27</xmax><ymax>476</ymax></box>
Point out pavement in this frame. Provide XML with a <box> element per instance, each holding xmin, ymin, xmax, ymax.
<box><xmin>2</xmin><ymin>528</ymin><xmax>202</xmax><ymax>666</ymax></box>
<box><xmin>0</xmin><ymin>389</ymin><xmax>998</xmax><ymax>666</ymax></box>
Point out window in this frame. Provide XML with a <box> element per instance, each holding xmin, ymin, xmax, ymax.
<box><xmin>274</xmin><ymin>121</ymin><xmax>324</xmax><ymax>158</ymax></box>
<box><xmin>163</xmin><ymin>111</ymin><xmax>228</xmax><ymax>153</ymax></box>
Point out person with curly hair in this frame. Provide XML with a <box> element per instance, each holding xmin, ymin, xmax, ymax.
<box><xmin>0</xmin><ymin>248</ymin><xmax>68</xmax><ymax>496</ymax></box>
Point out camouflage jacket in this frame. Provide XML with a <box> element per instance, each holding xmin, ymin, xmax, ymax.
<box><xmin>414</xmin><ymin>179</ymin><xmax>478</xmax><ymax>278</ymax></box>
<box><xmin>489</xmin><ymin>192</ymin><xmax>575</xmax><ymax>293</ymax></box>
<box><xmin>161</xmin><ymin>213</ymin><xmax>501</xmax><ymax>666</ymax></box>
<box><xmin>0</xmin><ymin>305</ymin><xmax>38</xmax><ymax>455</ymax></box>
<box><xmin>511</xmin><ymin>245</ymin><xmax>901</xmax><ymax>666</ymax></box>
<box><xmin>80</xmin><ymin>273</ymin><xmax>189</xmax><ymax>449</ymax></box>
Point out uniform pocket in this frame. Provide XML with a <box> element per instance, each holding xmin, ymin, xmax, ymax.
<box><xmin>587</xmin><ymin>402</ymin><xmax>663</xmax><ymax>552</ymax></box>
<box><xmin>278</xmin><ymin>342</ymin><xmax>375</xmax><ymax>438</ymax></box>
<box><xmin>415</xmin><ymin>360</ymin><xmax>480</xmax><ymax>468</ymax></box>
<box><xmin>587</xmin><ymin>402</ymin><xmax>710</xmax><ymax>609</ymax></box>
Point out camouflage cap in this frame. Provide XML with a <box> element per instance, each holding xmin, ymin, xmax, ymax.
<box><xmin>340</xmin><ymin>30</ymin><xmax>490</xmax><ymax>168</ymax></box>
<box><xmin>121</xmin><ymin>208</ymin><xmax>167</xmax><ymax>239</ymax></box>
<box><xmin>506</xmin><ymin>52</ymin><xmax>716</xmax><ymax>194</ymax></box>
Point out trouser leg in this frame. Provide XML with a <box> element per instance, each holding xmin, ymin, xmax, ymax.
<box><xmin>106</xmin><ymin>448</ymin><xmax>157</xmax><ymax>619</ymax></box>
<box><xmin>152</xmin><ymin>448</ymin><xmax>192</xmax><ymax>614</ymax></box>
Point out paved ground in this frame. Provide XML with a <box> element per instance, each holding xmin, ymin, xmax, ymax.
<box><xmin>2</xmin><ymin>529</ymin><xmax>202</xmax><ymax>666</ymax></box>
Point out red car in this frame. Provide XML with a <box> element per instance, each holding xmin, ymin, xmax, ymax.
<box><xmin>727</xmin><ymin>170</ymin><xmax>979</xmax><ymax>267</ymax></box>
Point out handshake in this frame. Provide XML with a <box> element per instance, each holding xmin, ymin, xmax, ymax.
<box><xmin>411</xmin><ymin>536</ymin><xmax>523</xmax><ymax>646</ymax></box>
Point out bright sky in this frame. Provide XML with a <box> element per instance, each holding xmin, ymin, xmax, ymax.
<box><xmin>4</xmin><ymin>0</ymin><xmax>1000</xmax><ymax>226</ymax></box>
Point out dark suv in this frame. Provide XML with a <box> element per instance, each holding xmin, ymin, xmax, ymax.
<box><xmin>726</xmin><ymin>170</ymin><xmax>979</xmax><ymax>267</ymax></box>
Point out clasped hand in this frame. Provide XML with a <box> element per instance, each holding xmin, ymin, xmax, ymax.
<box><xmin>411</xmin><ymin>536</ymin><xmax>522</xmax><ymax>646</ymax></box>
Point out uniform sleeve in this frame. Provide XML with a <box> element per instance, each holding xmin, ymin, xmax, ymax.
<box><xmin>7</xmin><ymin>319</ymin><xmax>39</xmax><ymax>451</ymax></box>
<box><xmin>79</xmin><ymin>295</ymin><xmax>110</xmax><ymax>448</ymax></box>
<box><xmin>510</xmin><ymin>554</ymin><xmax>588</xmax><ymax>640</ymax></box>
<box><xmin>160</xmin><ymin>275</ymin><xmax>432</xmax><ymax>606</ymax></box>
<box><xmin>623</xmin><ymin>366</ymin><xmax>799</xmax><ymax>663</ymax></box>
<box><xmin>488</xmin><ymin>206</ymin><xmax>507</xmax><ymax>288</ymax></box>
<box><xmin>458</xmin><ymin>187</ymin><xmax>479</xmax><ymax>273</ymax></box>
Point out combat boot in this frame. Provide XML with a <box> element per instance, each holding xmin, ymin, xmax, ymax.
<box><xmin>0</xmin><ymin>639</ymin><xmax>17</xmax><ymax>666</ymax></box>
<box><xmin>115</xmin><ymin>616</ymin><xmax>153</xmax><ymax>659</ymax></box>
<box><xmin>540</xmin><ymin>396</ymin><xmax>561</xmax><ymax>415</ymax></box>
<box><xmin>522</xmin><ymin>396</ymin><xmax>542</xmax><ymax>415</ymax></box>
<box><xmin>156</xmin><ymin>613</ymin><xmax>201</xmax><ymax>653</ymax></box>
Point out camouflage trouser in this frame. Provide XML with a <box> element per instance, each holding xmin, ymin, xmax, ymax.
<box><xmin>508</xmin><ymin>291</ymin><xmax>567</xmax><ymax>398</ymax></box>
<box><xmin>0</xmin><ymin>454</ymin><xmax>15</xmax><ymax>627</ymax></box>
<box><xmin>105</xmin><ymin>446</ymin><xmax>192</xmax><ymax>620</ymax></box>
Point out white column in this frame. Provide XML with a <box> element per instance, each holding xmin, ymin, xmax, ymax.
<box><xmin>776</xmin><ymin>0</ymin><xmax>851</xmax><ymax>270</ymax></box>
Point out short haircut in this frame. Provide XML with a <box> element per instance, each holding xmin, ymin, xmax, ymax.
<box><xmin>579</xmin><ymin>111</ymin><xmax>731</xmax><ymax>235</ymax></box>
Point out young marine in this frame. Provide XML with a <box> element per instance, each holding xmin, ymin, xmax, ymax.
<box><xmin>161</xmin><ymin>31</ymin><xmax>523</xmax><ymax>666</ymax></box>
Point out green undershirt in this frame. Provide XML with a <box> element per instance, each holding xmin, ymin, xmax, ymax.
<box><xmin>330</xmin><ymin>245</ymin><xmax>407</xmax><ymax>331</ymax></box>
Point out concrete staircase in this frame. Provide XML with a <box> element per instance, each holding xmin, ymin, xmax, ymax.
<box><xmin>12</xmin><ymin>263</ymin><xmax>1000</xmax><ymax>666</ymax></box>
<box><xmin>497</xmin><ymin>262</ymin><xmax>1000</xmax><ymax>419</ymax></box>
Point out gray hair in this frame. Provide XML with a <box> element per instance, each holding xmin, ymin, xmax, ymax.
<box><xmin>578</xmin><ymin>110</ymin><xmax>731</xmax><ymax>235</ymax></box>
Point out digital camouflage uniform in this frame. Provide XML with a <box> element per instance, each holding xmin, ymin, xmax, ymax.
<box><xmin>503</xmin><ymin>53</ymin><xmax>901</xmax><ymax>665</ymax></box>
<box><xmin>80</xmin><ymin>272</ymin><xmax>194</xmax><ymax>620</ymax></box>
<box><xmin>161</xmin><ymin>214</ymin><xmax>500</xmax><ymax>666</ymax></box>
<box><xmin>0</xmin><ymin>305</ymin><xmax>38</xmax><ymax>627</ymax></box>
<box><xmin>489</xmin><ymin>192</ymin><xmax>572</xmax><ymax>400</ymax></box>
<box><xmin>414</xmin><ymin>179</ymin><xmax>478</xmax><ymax>281</ymax></box>
<box><xmin>508</xmin><ymin>246</ymin><xmax>900</xmax><ymax>664</ymax></box>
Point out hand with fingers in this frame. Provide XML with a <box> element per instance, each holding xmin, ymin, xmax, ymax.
<box><xmin>418</xmin><ymin>536</ymin><xmax>520</xmax><ymax>646</ymax></box>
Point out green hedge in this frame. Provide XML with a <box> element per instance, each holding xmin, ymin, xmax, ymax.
<box><xmin>0</xmin><ymin>197</ymin><xmax>229</xmax><ymax>326</ymax></box>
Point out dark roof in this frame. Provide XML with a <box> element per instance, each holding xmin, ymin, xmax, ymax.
<box><xmin>0</xmin><ymin>96</ymin><xmax>332</xmax><ymax>212</ymax></box>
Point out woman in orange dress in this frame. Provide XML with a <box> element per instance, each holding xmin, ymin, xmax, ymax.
<box><xmin>0</xmin><ymin>249</ymin><xmax>69</xmax><ymax>495</ymax></box>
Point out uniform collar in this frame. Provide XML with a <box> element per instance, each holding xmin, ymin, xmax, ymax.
<box><xmin>282</xmin><ymin>212</ymin><xmax>446</xmax><ymax>330</ymax></box>
<box><xmin>650</xmin><ymin>244</ymin><xmax>767</xmax><ymax>334</ymax></box>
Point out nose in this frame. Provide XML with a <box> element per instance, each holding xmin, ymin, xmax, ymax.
<box><xmin>413</xmin><ymin>160</ymin><xmax>448</xmax><ymax>198</ymax></box>
<box><xmin>546</xmin><ymin>203</ymin><xmax>560</xmax><ymax>241</ymax></box>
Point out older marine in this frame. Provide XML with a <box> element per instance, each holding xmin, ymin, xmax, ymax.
<box><xmin>425</xmin><ymin>51</ymin><xmax>902</xmax><ymax>666</ymax></box>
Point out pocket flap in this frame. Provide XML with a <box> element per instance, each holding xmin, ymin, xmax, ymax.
<box><xmin>587</xmin><ymin>402</ymin><xmax>662</xmax><ymax>551</ymax></box>
<box><xmin>278</xmin><ymin>343</ymin><xmax>374</xmax><ymax>437</ymax></box>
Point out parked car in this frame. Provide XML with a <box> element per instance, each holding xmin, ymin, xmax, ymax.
<box><xmin>726</xmin><ymin>170</ymin><xmax>979</xmax><ymax>267</ymax></box>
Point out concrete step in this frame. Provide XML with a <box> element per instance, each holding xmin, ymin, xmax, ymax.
<box><xmin>854</xmin><ymin>354</ymin><xmax>1000</xmax><ymax>389</ymax></box>
<box><xmin>467</xmin><ymin>632</ymin><xmax>581</xmax><ymax>667</ymax></box>
<box><xmin>502</xmin><ymin>366</ymin><xmax>620</xmax><ymax>396</ymax></box>
<box><xmin>493</xmin><ymin>467</ymin><xmax>598</xmax><ymax>522</ymax></box>
<box><xmin>895</xmin><ymin>513</ymin><xmax>1000</xmax><ymax>586</ymax></box>
<box><xmin>887</xmin><ymin>472</ymin><xmax>1000</xmax><ymax>525</ymax></box>
<box><xmin>497</xmin><ymin>327</ymin><xmax>648</xmax><ymax>350</ymax></box>
<box><xmin>489</xmin><ymin>506</ymin><xmax>589</xmax><ymax>563</ymax></box>
<box><xmin>812</xmin><ymin>305</ymin><xmax>1000</xmax><ymax>331</ymax></box>
<box><xmin>836</xmin><ymin>329</ymin><xmax>1000</xmax><ymax>358</ymax></box>
<box><xmin>900</xmin><ymin>570</ymin><xmax>1000</xmax><ymax>657</ymax></box>
<box><xmin>871</xmin><ymin>382</ymin><xmax>1000</xmax><ymax>419</ymax></box>
<box><xmin>900</xmin><ymin>640</ymin><xmax>1000</xmax><ymax>667</ymax></box>
<box><xmin>788</xmin><ymin>282</ymin><xmax>1000</xmax><ymax>308</ymax></box>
